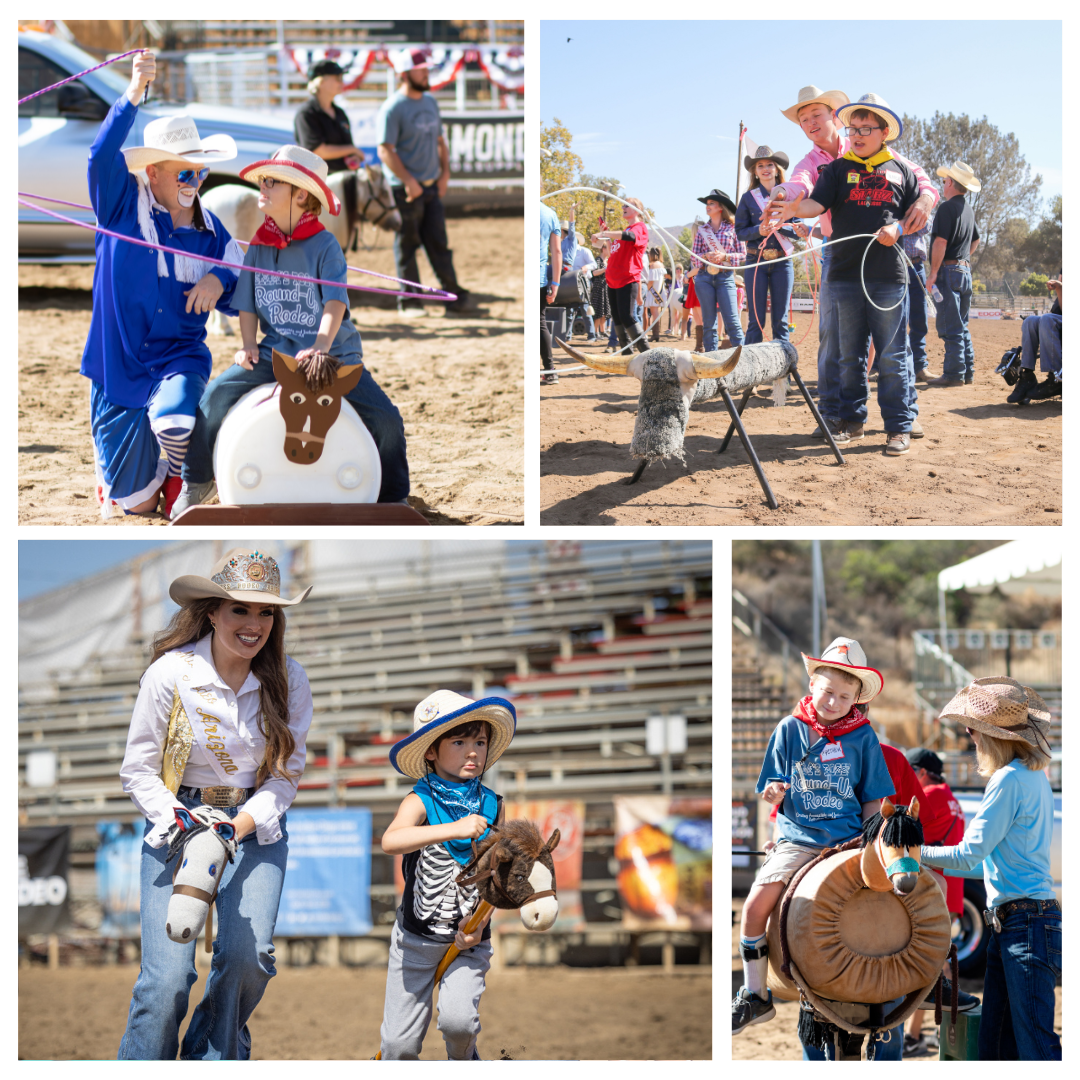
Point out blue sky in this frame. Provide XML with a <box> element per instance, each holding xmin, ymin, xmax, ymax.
<box><xmin>19</xmin><ymin>541</ymin><xmax>168</xmax><ymax>601</ymax></box>
<box><xmin>541</xmin><ymin>20</ymin><xmax>1061</xmax><ymax>227</ymax></box>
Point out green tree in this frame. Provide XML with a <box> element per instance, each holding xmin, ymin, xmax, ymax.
<box><xmin>972</xmin><ymin>278</ymin><xmax>987</xmax><ymax>294</ymax></box>
<box><xmin>1019</xmin><ymin>194</ymin><xmax>1062</xmax><ymax>275</ymax></box>
<box><xmin>1019</xmin><ymin>272</ymin><xmax>1049</xmax><ymax>296</ymax></box>
<box><xmin>894</xmin><ymin>113</ymin><xmax>1042</xmax><ymax>275</ymax></box>
<box><xmin>976</xmin><ymin>215</ymin><xmax>1030</xmax><ymax>278</ymax></box>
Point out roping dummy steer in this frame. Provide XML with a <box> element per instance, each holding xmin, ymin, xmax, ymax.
<box><xmin>766</xmin><ymin>798</ymin><xmax>957</xmax><ymax>1060</ymax></box>
<box><xmin>559</xmin><ymin>340</ymin><xmax>846</xmax><ymax>508</ymax></box>
<box><xmin>165</xmin><ymin>805</ymin><xmax>239</xmax><ymax>950</ymax></box>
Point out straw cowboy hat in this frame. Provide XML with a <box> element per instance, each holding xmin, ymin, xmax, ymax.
<box><xmin>802</xmin><ymin>637</ymin><xmax>884</xmax><ymax>704</ymax></box>
<box><xmin>936</xmin><ymin>160</ymin><xmax>982</xmax><ymax>192</ymax></box>
<box><xmin>835</xmin><ymin>93</ymin><xmax>903</xmax><ymax>143</ymax></box>
<box><xmin>390</xmin><ymin>689</ymin><xmax>517</xmax><ymax>779</ymax></box>
<box><xmin>170</xmin><ymin>548</ymin><xmax>312</xmax><ymax>607</ymax></box>
<box><xmin>239</xmin><ymin>145</ymin><xmax>342</xmax><ymax>216</ymax></box>
<box><xmin>697</xmin><ymin>188</ymin><xmax>737</xmax><ymax>215</ymax></box>
<box><xmin>781</xmin><ymin>85</ymin><xmax>850</xmax><ymax>124</ymax></box>
<box><xmin>938</xmin><ymin>676</ymin><xmax>1051</xmax><ymax>752</ymax></box>
<box><xmin>744</xmin><ymin>145</ymin><xmax>790</xmax><ymax>172</ymax></box>
<box><xmin>122</xmin><ymin>114</ymin><xmax>238</xmax><ymax>171</ymax></box>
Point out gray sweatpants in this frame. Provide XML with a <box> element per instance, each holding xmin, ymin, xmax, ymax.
<box><xmin>379</xmin><ymin>918</ymin><xmax>492</xmax><ymax>1060</ymax></box>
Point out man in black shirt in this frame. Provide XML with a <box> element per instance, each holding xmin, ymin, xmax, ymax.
<box><xmin>294</xmin><ymin>60</ymin><xmax>366</xmax><ymax>175</ymax></box>
<box><xmin>773</xmin><ymin>93</ymin><xmax>920</xmax><ymax>456</ymax></box>
<box><xmin>925</xmin><ymin>161</ymin><xmax>981</xmax><ymax>386</ymax></box>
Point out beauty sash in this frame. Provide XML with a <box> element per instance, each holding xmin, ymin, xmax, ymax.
<box><xmin>750</xmin><ymin>188</ymin><xmax>794</xmax><ymax>256</ymax></box>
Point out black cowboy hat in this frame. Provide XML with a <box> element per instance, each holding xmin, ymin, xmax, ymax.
<box><xmin>696</xmin><ymin>188</ymin><xmax>737</xmax><ymax>214</ymax></box>
<box><xmin>307</xmin><ymin>59</ymin><xmax>346</xmax><ymax>80</ymax></box>
<box><xmin>744</xmin><ymin>145</ymin><xmax>790</xmax><ymax>172</ymax></box>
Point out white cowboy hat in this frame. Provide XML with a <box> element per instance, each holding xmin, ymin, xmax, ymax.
<box><xmin>239</xmin><ymin>145</ymin><xmax>342</xmax><ymax>216</ymax></box>
<box><xmin>938</xmin><ymin>676</ymin><xmax>1051</xmax><ymax>752</ymax></box>
<box><xmin>936</xmin><ymin>160</ymin><xmax>982</xmax><ymax>193</ymax></box>
<box><xmin>781</xmin><ymin>85</ymin><xmax>850</xmax><ymax>124</ymax></box>
<box><xmin>390</xmin><ymin>689</ymin><xmax>516</xmax><ymax>780</ymax></box>
<box><xmin>835</xmin><ymin>93</ymin><xmax>903</xmax><ymax>143</ymax></box>
<box><xmin>802</xmin><ymin>637</ymin><xmax>884</xmax><ymax>704</ymax></box>
<box><xmin>122</xmin><ymin>114</ymin><xmax>238</xmax><ymax>171</ymax></box>
<box><xmin>392</xmin><ymin>47</ymin><xmax>429</xmax><ymax>75</ymax></box>
<box><xmin>170</xmin><ymin>548</ymin><xmax>311</xmax><ymax>607</ymax></box>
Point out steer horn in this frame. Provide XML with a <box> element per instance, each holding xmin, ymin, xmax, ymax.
<box><xmin>560</xmin><ymin>340</ymin><xmax>630</xmax><ymax>374</ymax></box>
<box><xmin>690</xmin><ymin>345</ymin><xmax>742</xmax><ymax>380</ymax></box>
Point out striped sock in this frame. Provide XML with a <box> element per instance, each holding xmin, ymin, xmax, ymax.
<box><xmin>151</xmin><ymin>416</ymin><xmax>195</xmax><ymax>476</ymax></box>
<box><xmin>740</xmin><ymin>932</ymin><xmax>769</xmax><ymax>998</ymax></box>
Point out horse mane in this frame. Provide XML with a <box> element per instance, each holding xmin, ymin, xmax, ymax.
<box><xmin>473</xmin><ymin>818</ymin><xmax>545</xmax><ymax>863</ymax></box>
<box><xmin>860</xmin><ymin>805</ymin><xmax>924</xmax><ymax>849</ymax></box>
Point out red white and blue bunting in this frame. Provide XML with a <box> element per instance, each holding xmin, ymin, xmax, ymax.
<box><xmin>475</xmin><ymin>47</ymin><xmax>524</xmax><ymax>92</ymax></box>
<box><xmin>287</xmin><ymin>47</ymin><xmax>381</xmax><ymax>90</ymax></box>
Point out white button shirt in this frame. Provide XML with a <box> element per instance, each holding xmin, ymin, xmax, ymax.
<box><xmin>120</xmin><ymin>633</ymin><xmax>313</xmax><ymax>848</ymax></box>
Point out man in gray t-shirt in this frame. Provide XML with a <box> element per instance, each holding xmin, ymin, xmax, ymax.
<box><xmin>376</xmin><ymin>49</ymin><xmax>476</xmax><ymax>315</ymax></box>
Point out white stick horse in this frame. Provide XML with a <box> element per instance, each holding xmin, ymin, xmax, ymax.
<box><xmin>165</xmin><ymin>805</ymin><xmax>239</xmax><ymax>948</ymax></box>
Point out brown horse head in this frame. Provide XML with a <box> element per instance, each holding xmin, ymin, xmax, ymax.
<box><xmin>860</xmin><ymin>797</ymin><xmax>925</xmax><ymax>896</ymax></box>
<box><xmin>271</xmin><ymin>349</ymin><xmax>364</xmax><ymax>465</ymax></box>
<box><xmin>457</xmin><ymin>819</ymin><xmax>560</xmax><ymax>930</ymax></box>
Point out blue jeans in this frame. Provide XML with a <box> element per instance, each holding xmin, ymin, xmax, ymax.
<box><xmin>1021</xmin><ymin>313</ymin><xmax>1062</xmax><ymax>372</ymax></box>
<box><xmin>117</xmin><ymin>796</ymin><xmax>289</xmax><ymax>1060</ymax></box>
<box><xmin>979</xmin><ymin>905</ymin><xmax>1061</xmax><ymax>1059</ymax></box>
<box><xmin>832</xmin><ymin>279</ymin><xmax>917</xmax><ymax>432</ymax></box>
<box><xmin>800</xmin><ymin>997</ymin><xmax>904</xmax><ymax>1060</ymax></box>
<box><xmin>907</xmin><ymin>262</ymin><xmax>929</xmax><ymax>371</ymax></box>
<box><xmin>935</xmin><ymin>264</ymin><xmax>974</xmax><ymax>380</ymax></box>
<box><xmin>182</xmin><ymin>361</ymin><xmax>410</xmax><ymax>502</ymax></box>
<box><xmin>744</xmin><ymin>257</ymin><xmax>794</xmax><ymax>345</ymax></box>
<box><xmin>816</xmin><ymin>246</ymin><xmax>841</xmax><ymax>421</ymax></box>
<box><xmin>694</xmin><ymin>270</ymin><xmax>745</xmax><ymax>351</ymax></box>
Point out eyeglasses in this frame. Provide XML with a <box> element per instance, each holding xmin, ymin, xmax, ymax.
<box><xmin>259</xmin><ymin>176</ymin><xmax>282</xmax><ymax>189</ymax></box>
<box><xmin>845</xmin><ymin>125</ymin><xmax>883</xmax><ymax>138</ymax></box>
<box><xmin>176</xmin><ymin>167</ymin><xmax>210</xmax><ymax>185</ymax></box>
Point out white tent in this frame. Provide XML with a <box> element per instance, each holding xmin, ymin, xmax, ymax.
<box><xmin>938</xmin><ymin>539</ymin><xmax>1062</xmax><ymax>598</ymax></box>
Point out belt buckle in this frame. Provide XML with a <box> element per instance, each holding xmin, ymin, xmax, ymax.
<box><xmin>201</xmin><ymin>785</ymin><xmax>245</xmax><ymax>808</ymax></box>
<box><xmin>984</xmin><ymin>907</ymin><xmax>1002</xmax><ymax>933</ymax></box>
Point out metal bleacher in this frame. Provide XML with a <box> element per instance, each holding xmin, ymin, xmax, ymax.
<box><xmin>19</xmin><ymin>541</ymin><xmax>712</xmax><ymax>951</ymax></box>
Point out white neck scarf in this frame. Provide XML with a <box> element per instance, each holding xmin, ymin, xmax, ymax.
<box><xmin>134</xmin><ymin>173</ymin><xmax>216</xmax><ymax>284</ymax></box>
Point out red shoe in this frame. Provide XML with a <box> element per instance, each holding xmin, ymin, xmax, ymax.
<box><xmin>96</xmin><ymin>484</ymin><xmax>105</xmax><ymax>506</ymax></box>
<box><xmin>161</xmin><ymin>475</ymin><xmax>183</xmax><ymax>518</ymax></box>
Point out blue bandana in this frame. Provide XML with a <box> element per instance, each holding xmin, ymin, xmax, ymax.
<box><xmin>412</xmin><ymin>773</ymin><xmax>498</xmax><ymax>865</ymax></box>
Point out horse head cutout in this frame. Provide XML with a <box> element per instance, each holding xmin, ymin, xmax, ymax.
<box><xmin>165</xmin><ymin>806</ymin><xmax>238</xmax><ymax>945</ymax></box>
<box><xmin>272</xmin><ymin>349</ymin><xmax>364</xmax><ymax>465</ymax></box>
<box><xmin>860</xmin><ymin>797</ymin><xmax>924</xmax><ymax>896</ymax></box>
<box><xmin>456</xmin><ymin>819</ymin><xmax>560</xmax><ymax>931</ymax></box>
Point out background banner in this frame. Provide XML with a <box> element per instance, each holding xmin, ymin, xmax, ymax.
<box><xmin>19</xmin><ymin>826</ymin><xmax>71</xmax><ymax>936</ymax></box>
<box><xmin>96</xmin><ymin>821</ymin><xmax>142</xmax><ymax>938</ymax></box>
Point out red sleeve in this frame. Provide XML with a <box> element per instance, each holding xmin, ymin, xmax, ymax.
<box><xmin>631</xmin><ymin>222</ymin><xmax>649</xmax><ymax>249</ymax></box>
<box><xmin>881</xmin><ymin>744</ymin><xmax>949</xmax><ymax>841</ymax></box>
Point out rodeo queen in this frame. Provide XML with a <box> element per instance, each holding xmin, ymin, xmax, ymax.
<box><xmin>377</xmin><ymin>690</ymin><xmax>518</xmax><ymax>1059</ymax></box>
<box><xmin>117</xmin><ymin>549</ymin><xmax>313</xmax><ymax>1059</ymax></box>
<box><xmin>82</xmin><ymin>50</ymin><xmax>244</xmax><ymax>518</ymax></box>
<box><xmin>172</xmin><ymin>144</ymin><xmax>410</xmax><ymax>518</ymax></box>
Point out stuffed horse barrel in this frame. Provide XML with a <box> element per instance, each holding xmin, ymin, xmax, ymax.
<box><xmin>765</xmin><ymin>799</ymin><xmax>951</xmax><ymax>1035</ymax></box>
<box><xmin>213</xmin><ymin>349</ymin><xmax>382</xmax><ymax>504</ymax></box>
<box><xmin>165</xmin><ymin>806</ymin><xmax>239</xmax><ymax>946</ymax></box>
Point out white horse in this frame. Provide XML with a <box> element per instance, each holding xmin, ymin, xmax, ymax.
<box><xmin>203</xmin><ymin>166</ymin><xmax>401</xmax><ymax>336</ymax></box>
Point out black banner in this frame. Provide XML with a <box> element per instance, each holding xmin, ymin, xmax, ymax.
<box><xmin>444</xmin><ymin>112</ymin><xmax>524</xmax><ymax>181</ymax></box>
<box><xmin>19</xmin><ymin>826</ymin><xmax>70</xmax><ymax>936</ymax></box>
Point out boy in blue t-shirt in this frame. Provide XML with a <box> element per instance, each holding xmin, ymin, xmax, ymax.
<box><xmin>733</xmin><ymin>637</ymin><xmax>893</xmax><ymax>1035</ymax></box>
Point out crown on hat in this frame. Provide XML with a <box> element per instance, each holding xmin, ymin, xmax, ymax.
<box><xmin>211</xmin><ymin>551</ymin><xmax>281</xmax><ymax>595</ymax></box>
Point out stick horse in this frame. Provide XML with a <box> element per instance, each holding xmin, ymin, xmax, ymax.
<box><xmin>766</xmin><ymin>798</ymin><xmax>957</xmax><ymax>1060</ymax></box>
<box><xmin>374</xmin><ymin>819</ymin><xmax>560</xmax><ymax>1059</ymax></box>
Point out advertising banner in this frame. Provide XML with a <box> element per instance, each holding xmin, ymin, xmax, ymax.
<box><xmin>19</xmin><ymin>826</ymin><xmax>70</xmax><ymax>936</ymax></box>
<box><xmin>276</xmin><ymin>809</ymin><xmax>372</xmax><ymax>936</ymax></box>
<box><xmin>731</xmin><ymin>797</ymin><xmax>757</xmax><ymax>870</ymax></box>
<box><xmin>971</xmin><ymin>309</ymin><xmax>1003</xmax><ymax>319</ymax></box>
<box><xmin>613</xmin><ymin>796</ymin><xmax>712</xmax><ymax>930</ymax></box>
<box><xmin>96</xmin><ymin>822</ymin><xmax>142</xmax><ymax>938</ymax></box>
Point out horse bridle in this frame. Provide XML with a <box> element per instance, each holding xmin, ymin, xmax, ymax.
<box><xmin>354</xmin><ymin>172</ymin><xmax>396</xmax><ymax>229</ymax></box>
<box><xmin>456</xmin><ymin>834</ymin><xmax>557</xmax><ymax>906</ymax></box>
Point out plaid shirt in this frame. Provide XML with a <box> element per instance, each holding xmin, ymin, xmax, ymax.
<box><xmin>901</xmin><ymin>222</ymin><xmax>931</xmax><ymax>263</ymax></box>
<box><xmin>691</xmin><ymin>219</ymin><xmax>746</xmax><ymax>270</ymax></box>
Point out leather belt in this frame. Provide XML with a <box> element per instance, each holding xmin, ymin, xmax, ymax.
<box><xmin>984</xmin><ymin>897</ymin><xmax>1060</xmax><ymax>931</ymax></box>
<box><xmin>420</xmin><ymin>178</ymin><xmax>436</xmax><ymax>187</ymax></box>
<box><xmin>178</xmin><ymin>784</ymin><xmax>254</xmax><ymax>808</ymax></box>
<box><xmin>942</xmin><ymin>259</ymin><xmax>970</xmax><ymax>267</ymax></box>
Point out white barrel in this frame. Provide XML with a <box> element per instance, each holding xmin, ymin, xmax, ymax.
<box><xmin>214</xmin><ymin>387</ymin><xmax>382</xmax><ymax>505</ymax></box>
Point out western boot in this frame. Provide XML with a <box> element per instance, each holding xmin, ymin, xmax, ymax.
<box><xmin>1006</xmin><ymin>366</ymin><xmax>1038</xmax><ymax>403</ymax></box>
<box><xmin>694</xmin><ymin>325</ymin><xmax>704</xmax><ymax>353</ymax></box>
<box><xmin>650</xmin><ymin>321</ymin><xmax>660</xmax><ymax>342</ymax></box>
<box><xmin>1025</xmin><ymin>371</ymin><xmax>1062</xmax><ymax>401</ymax></box>
<box><xmin>629</xmin><ymin>322</ymin><xmax>650</xmax><ymax>353</ymax></box>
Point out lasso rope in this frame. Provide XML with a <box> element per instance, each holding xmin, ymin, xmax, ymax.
<box><xmin>17</xmin><ymin>47</ymin><xmax>145</xmax><ymax>106</ymax></box>
<box><xmin>543</xmin><ymin>185</ymin><xmax>935</xmax><ymax>357</ymax></box>
<box><xmin>18</xmin><ymin>193</ymin><xmax>457</xmax><ymax>301</ymax></box>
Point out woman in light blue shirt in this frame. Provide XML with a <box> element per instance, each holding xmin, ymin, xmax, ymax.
<box><xmin>920</xmin><ymin>677</ymin><xmax>1060</xmax><ymax>1060</ymax></box>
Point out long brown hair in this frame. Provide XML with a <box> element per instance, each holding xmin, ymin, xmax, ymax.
<box><xmin>749</xmin><ymin>163</ymin><xmax>787</xmax><ymax>191</ymax></box>
<box><xmin>151</xmin><ymin>598</ymin><xmax>297</xmax><ymax>786</ymax></box>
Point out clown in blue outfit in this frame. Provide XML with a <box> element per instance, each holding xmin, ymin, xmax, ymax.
<box><xmin>81</xmin><ymin>51</ymin><xmax>243</xmax><ymax>517</ymax></box>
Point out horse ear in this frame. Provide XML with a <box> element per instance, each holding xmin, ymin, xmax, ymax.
<box><xmin>273</xmin><ymin>349</ymin><xmax>300</xmax><ymax>373</ymax></box>
<box><xmin>908</xmin><ymin>796</ymin><xmax>920</xmax><ymax>822</ymax></box>
<box><xmin>174</xmin><ymin>807</ymin><xmax>196</xmax><ymax>832</ymax></box>
<box><xmin>881</xmin><ymin>798</ymin><xmax>895</xmax><ymax>818</ymax></box>
<box><xmin>545</xmin><ymin>829</ymin><xmax>561</xmax><ymax>854</ymax></box>
<box><xmin>213</xmin><ymin>821</ymin><xmax>236</xmax><ymax>840</ymax></box>
<box><xmin>335</xmin><ymin>362</ymin><xmax>365</xmax><ymax>395</ymax></box>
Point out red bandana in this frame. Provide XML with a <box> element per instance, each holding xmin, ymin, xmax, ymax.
<box><xmin>793</xmin><ymin>695</ymin><xmax>870</xmax><ymax>744</ymax></box>
<box><xmin>249</xmin><ymin>211</ymin><xmax>325</xmax><ymax>249</ymax></box>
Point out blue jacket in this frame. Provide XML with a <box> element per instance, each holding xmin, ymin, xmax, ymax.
<box><xmin>80</xmin><ymin>96</ymin><xmax>240</xmax><ymax>408</ymax></box>
<box><xmin>735</xmin><ymin>188</ymin><xmax>801</xmax><ymax>256</ymax></box>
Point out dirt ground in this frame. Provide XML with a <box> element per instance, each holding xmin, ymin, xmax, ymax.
<box><xmin>540</xmin><ymin>314</ymin><xmax>1061</xmax><ymax>525</ymax></box>
<box><xmin>730</xmin><ymin>897</ymin><xmax>1062</xmax><ymax>1061</ymax></box>
<box><xmin>19</xmin><ymin>216</ymin><xmax>523</xmax><ymax>526</ymax></box>
<box><xmin>19</xmin><ymin>963</ymin><xmax>711</xmax><ymax>1060</ymax></box>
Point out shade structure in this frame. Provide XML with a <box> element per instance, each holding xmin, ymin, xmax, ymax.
<box><xmin>938</xmin><ymin>540</ymin><xmax>1062</xmax><ymax>597</ymax></box>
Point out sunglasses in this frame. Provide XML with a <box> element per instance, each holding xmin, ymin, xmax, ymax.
<box><xmin>176</xmin><ymin>167</ymin><xmax>210</xmax><ymax>185</ymax></box>
<box><xmin>845</xmin><ymin>125</ymin><xmax>883</xmax><ymax>138</ymax></box>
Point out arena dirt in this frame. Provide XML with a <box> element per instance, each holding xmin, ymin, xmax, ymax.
<box><xmin>18</xmin><ymin>963</ymin><xmax>711</xmax><ymax>1059</ymax></box>
<box><xmin>731</xmin><ymin>897</ymin><xmax>1062</xmax><ymax>1060</ymax></box>
<box><xmin>18</xmin><ymin>216</ymin><xmax>523</xmax><ymax>526</ymax></box>
<box><xmin>540</xmin><ymin>316</ymin><xmax>1061</xmax><ymax>526</ymax></box>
